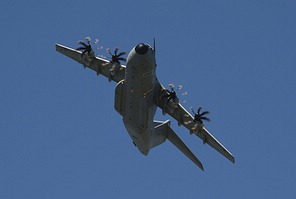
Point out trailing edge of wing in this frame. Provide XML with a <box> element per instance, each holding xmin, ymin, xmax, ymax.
<box><xmin>166</xmin><ymin>125</ymin><xmax>204</xmax><ymax>171</ymax></box>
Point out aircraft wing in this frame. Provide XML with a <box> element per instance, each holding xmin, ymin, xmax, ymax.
<box><xmin>55</xmin><ymin>44</ymin><xmax>125</xmax><ymax>83</ymax></box>
<box><xmin>156</xmin><ymin>83</ymin><xmax>235</xmax><ymax>163</ymax></box>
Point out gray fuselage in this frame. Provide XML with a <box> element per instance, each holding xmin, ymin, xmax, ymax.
<box><xmin>121</xmin><ymin>43</ymin><xmax>159</xmax><ymax>155</ymax></box>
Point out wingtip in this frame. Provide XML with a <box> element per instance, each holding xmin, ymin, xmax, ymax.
<box><xmin>195</xmin><ymin>160</ymin><xmax>204</xmax><ymax>171</ymax></box>
<box><xmin>200</xmin><ymin>165</ymin><xmax>205</xmax><ymax>171</ymax></box>
<box><xmin>228</xmin><ymin>154</ymin><xmax>235</xmax><ymax>164</ymax></box>
<box><xmin>232</xmin><ymin>157</ymin><xmax>235</xmax><ymax>164</ymax></box>
<box><xmin>55</xmin><ymin>43</ymin><xmax>62</xmax><ymax>51</ymax></box>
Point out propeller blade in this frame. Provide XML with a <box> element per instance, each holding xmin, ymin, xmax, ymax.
<box><xmin>114</xmin><ymin>48</ymin><xmax>118</xmax><ymax>55</ymax></box>
<box><xmin>78</xmin><ymin>41</ymin><xmax>87</xmax><ymax>47</ymax></box>
<box><xmin>201</xmin><ymin>116</ymin><xmax>210</xmax><ymax>121</ymax></box>
<box><xmin>197</xmin><ymin>107</ymin><xmax>202</xmax><ymax>115</ymax></box>
<box><xmin>117</xmin><ymin>57</ymin><xmax>126</xmax><ymax>61</ymax></box>
<box><xmin>200</xmin><ymin>111</ymin><xmax>210</xmax><ymax>116</ymax></box>
<box><xmin>117</xmin><ymin>51</ymin><xmax>126</xmax><ymax>57</ymax></box>
<box><xmin>76</xmin><ymin>47</ymin><xmax>86</xmax><ymax>51</ymax></box>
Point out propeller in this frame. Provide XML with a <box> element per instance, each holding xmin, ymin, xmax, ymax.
<box><xmin>76</xmin><ymin>37</ymin><xmax>94</xmax><ymax>56</ymax></box>
<box><xmin>163</xmin><ymin>84</ymin><xmax>187</xmax><ymax>104</ymax></box>
<box><xmin>191</xmin><ymin>106</ymin><xmax>210</xmax><ymax>124</ymax></box>
<box><xmin>107</xmin><ymin>48</ymin><xmax>126</xmax><ymax>65</ymax></box>
<box><xmin>167</xmin><ymin>84</ymin><xmax>178</xmax><ymax>103</ymax></box>
<box><xmin>104</xmin><ymin>47</ymin><xmax>126</xmax><ymax>81</ymax></box>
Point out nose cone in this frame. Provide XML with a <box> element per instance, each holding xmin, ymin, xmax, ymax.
<box><xmin>135</xmin><ymin>43</ymin><xmax>149</xmax><ymax>55</ymax></box>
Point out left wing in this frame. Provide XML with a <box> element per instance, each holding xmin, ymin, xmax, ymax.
<box><xmin>156</xmin><ymin>83</ymin><xmax>235</xmax><ymax>164</ymax></box>
<box><xmin>55</xmin><ymin>44</ymin><xmax>125</xmax><ymax>83</ymax></box>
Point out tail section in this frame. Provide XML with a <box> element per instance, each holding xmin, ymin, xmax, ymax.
<box><xmin>153</xmin><ymin>120</ymin><xmax>204</xmax><ymax>171</ymax></box>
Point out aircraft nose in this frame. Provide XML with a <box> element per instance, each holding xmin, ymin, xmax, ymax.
<box><xmin>135</xmin><ymin>43</ymin><xmax>149</xmax><ymax>55</ymax></box>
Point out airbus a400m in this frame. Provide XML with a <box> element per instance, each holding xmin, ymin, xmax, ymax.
<box><xmin>55</xmin><ymin>38</ymin><xmax>235</xmax><ymax>171</ymax></box>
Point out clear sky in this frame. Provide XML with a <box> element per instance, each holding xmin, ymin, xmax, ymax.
<box><xmin>1</xmin><ymin>0</ymin><xmax>296</xmax><ymax>198</ymax></box>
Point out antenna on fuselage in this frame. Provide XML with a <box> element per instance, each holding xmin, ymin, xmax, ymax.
<box><xmin>153</xmin><ymin>37</ymin><xmax>156</xmax><ymax>52</ymax></box>
<box><xmin>153</xmin><ymin>37</ymin><xmax>157</xmax><ymax>67</ymax></box>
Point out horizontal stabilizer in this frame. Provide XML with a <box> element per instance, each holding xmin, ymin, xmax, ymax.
<box><xmin>166</xmin><ymin>125</ymin><xmax>204</xmax><ymax>171</ymax></box>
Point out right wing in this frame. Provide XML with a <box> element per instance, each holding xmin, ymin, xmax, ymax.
<box><xmin>156</xmin><ymin>83</ymin><xmax>235</xmax><ymax>164</ymax></box>
<box><xmin>55</xmin><ymin>44</ymin><xmax>125</xmax><ymax>83</ymax></box>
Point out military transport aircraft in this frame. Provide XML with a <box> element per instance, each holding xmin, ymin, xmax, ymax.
<box><xmin>55</xmin><ymin>39</ymin><xmax>235</xmax><ymax>171</ymax></box>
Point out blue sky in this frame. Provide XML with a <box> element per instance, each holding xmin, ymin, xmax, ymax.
<box><xmin>1</xmin><ymin>0</ymin><xmax>296</xmax><ymax>198</ymax></box>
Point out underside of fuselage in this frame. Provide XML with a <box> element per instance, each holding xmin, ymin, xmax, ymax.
<box><xmin>116</xmin><ymin>43</ymin><xmax>164</xmax><ymax>155</ymax></box>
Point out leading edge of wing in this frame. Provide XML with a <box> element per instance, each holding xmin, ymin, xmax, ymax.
<box><xmin>55</xmin><ymin>43</ymin><xmax>126</xmax><ymax>83</ymax></box>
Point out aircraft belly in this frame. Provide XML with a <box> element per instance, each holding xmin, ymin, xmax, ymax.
<box><xmin>123</xmin><ymin>66</ymin><xmax>157</xmax><ymax>155</ymax></box>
